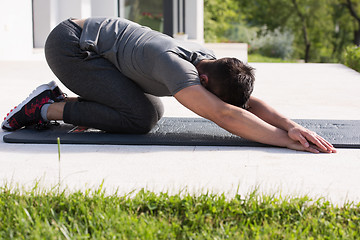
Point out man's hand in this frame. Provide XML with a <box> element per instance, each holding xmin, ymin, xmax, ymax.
<box><xmin>287</xmin><ymin>127</ymin><xmax>337</xmax><ymax>153</ymax></box>
<box><xmin>175</xmin><ymin>86</ymin><xmax>337</xmax><ymax>154</ymax></box>
<box><xmin>247</xmin><ymin>96</ymin><xmax>336</xmax><ymax>153</ymax></box>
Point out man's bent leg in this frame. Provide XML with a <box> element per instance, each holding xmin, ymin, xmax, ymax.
<box><xmin>45</xmin><ymin>19</ymin><xmax>163</xmax><ymax>133</ymax></box>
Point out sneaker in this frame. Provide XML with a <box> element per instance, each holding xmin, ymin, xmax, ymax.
<box><xmin>1</xmin><ymin>81</ymin><xmax>64</xmax><ymax>131</ymax></box>
<box><xmin>49</xmin><ymin>81</ymin><xmax>66</xmax><ymax>102</ymax></box>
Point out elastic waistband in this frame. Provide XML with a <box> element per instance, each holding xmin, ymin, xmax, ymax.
<box><xmin>60</xmin><ymin>18</ymin><xmax>83</xmax><ymax>33</ymax></box>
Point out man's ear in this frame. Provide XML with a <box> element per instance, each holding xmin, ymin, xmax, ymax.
<box><xmin>199</xmin><ymin>74</ymin><xmax>209</xmax><ymax>87</ymax></box>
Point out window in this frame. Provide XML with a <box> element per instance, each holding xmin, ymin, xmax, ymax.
<box><xmin>124</xmin><ymin>0</ymin><xmax>164</xmax><ymax>32</ymax></box>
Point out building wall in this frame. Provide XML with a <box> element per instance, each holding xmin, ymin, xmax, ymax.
<box><xmin>0</xmin><ymin>0</ymin><xmax>33</xmax><ymax>59</ymax></box>
<box><xmin>0</xmin><ymin>0</ymin><xmax>204</xmax><ymax>59</ymax></box>
<box><xmin>33</xmin><ymin>0</ymin><xmax>95</xmax><ymax>49</ymax></box>
<box><xmin>185</xmin><ymin>0</ymin><xmax>203</xmax><ymax>43</ymax></box>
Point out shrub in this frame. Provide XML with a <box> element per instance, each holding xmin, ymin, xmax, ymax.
<box><xmin>224</xmin><ymin>23</ymin><xmax>258</xmax><ymax>43</ymax></box>
<box><xmin>249</xmin><ymin>28</ymin><xmax>294</xmax><ymax>60</ymax></box>
<box><xmin>343</xmin><ymin>45</ymin><xmax>360</xmax><ymax>72</ymax></box>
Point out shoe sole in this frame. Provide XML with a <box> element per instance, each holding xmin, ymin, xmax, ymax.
<box><xmin>1</xmin><ymin>81</ymin><xmax>58</xmax><ymax>131</ymax></box>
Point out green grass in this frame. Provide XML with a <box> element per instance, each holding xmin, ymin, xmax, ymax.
<box><xmin>1</xmin><ymin>185</ymin><xmax>359</xmax><ymax>239</ymax></box>
<box><xmin>248</xmin><ymin>54</ymin><xmax>298</xmax><ymax>63</ymax></box>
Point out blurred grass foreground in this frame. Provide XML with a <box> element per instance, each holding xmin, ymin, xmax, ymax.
<box><xmin>1</xmin><ymin>185</ymin><xmax>360</xmax><ymax>239</ymax></box>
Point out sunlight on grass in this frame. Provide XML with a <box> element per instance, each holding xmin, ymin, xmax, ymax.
<box><xmin>1</xmin><ymin>184</ymin><xmax>359</xmax><ymax>239</ymax></box>
<box><xmin>248</xmin><ymin>54</ymin><xmax>298</xmax><ymax>63</ymax></box>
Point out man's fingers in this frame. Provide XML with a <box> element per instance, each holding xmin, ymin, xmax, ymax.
<box><xmin>303</xmin><ymin>132</ymin><xmax>337</xmax><ymax>153</ymax></box>
<box><xmin>319</xmin><ymin>136</ymin><xmax>335</xmax><ymax>149</ymax></box>
<box><xmin>306</xmin><ymin>146</ymin><xmax>320</xmax><ymax>154</ymax></box>
<box><xmin>302</xmin><ymin>131</ymin><xmax>328</xmax><ymax>151</ymax></box>
<box><xmin>317</xmin><ymin>136</ymin><xmax>337</xmax><ymax>153</ymax></box>
<box><xmin>288</xmin><ymin>127</ymin><xmax>336</xmax><ymax>153</ymax></box>
<box><xmin>297</xmin><ymin>134</ymin><xmax>309</xmax><ymax>148</ymax></box>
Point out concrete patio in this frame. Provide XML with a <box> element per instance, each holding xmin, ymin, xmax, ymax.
<box><xmin>1</xmin><ymin>48</ymin><xmax>360</xmax><ymax>205</ymax></box>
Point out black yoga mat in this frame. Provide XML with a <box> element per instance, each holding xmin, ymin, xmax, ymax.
<box><xmin>3</xmin><ymin>117</ymin><xmax>360</xmax><ymax>148</ymax></box>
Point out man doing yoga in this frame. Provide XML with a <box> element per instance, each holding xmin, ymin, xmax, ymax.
<box><xmin>1</xmin><ymin>17</ymin><xmax>336</xmax><ymax>153</ymax></box>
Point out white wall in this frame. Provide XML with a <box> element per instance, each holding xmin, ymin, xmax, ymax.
<box><xmin>185</xmin><ymin>0</ymin><xmax>204</xmax><ymax>43</ymax></box>
<box><xmin>57</xmin><ymin>0</ymin><xmax>91</xmax><ymax>21</ymax></box>
<box><xmin>0</xmin><ymin>0</ymin><xmax>33</xmax><ymax>59</ymax></box>
<box><xmin>32</xmin><ymin>0</ymin><xmax>119</xmax><ymax>48</ymax></box>
<box><xmin>33</xmin><ymin>0</ymin><xmax>57</xmax><ymax>49</ymax></box>
<box><xmin>0</xmin><ymin>0</ymin><xmax>205</xmax><ymax>58</ymax></box>
<box><xmin>91</xmin><ymin>0</ymin><xmax>118</xmax><ymax>17</ymax></box>
<box><xmin>33</xmin><ymin>0</ymin><xmax>94</xmax><ymax>48</ymax></box>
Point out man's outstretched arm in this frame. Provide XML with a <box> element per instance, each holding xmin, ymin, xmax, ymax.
<box><xmin>174</xmin><ymin>85</ymin><xmax>336</xmax><ymax>153</ymax></box>
<box><xmin>246</xmin><ymin>96</ymin><xmax>336</xmax><ymax>152</ymax></box>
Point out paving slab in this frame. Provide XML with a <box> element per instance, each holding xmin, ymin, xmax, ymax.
<box><xmin>1</xmin><ymin>50</ymin><xmax>360</xmax><ymax>205</ymax></box>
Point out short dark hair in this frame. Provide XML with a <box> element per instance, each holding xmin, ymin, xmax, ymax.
<box><xmin>204</xmin><ymin>58</ymin><xmax>255</xmax><ymax>109</ymax></box>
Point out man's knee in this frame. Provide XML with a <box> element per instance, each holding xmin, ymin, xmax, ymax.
<box><xmin>131</xmin><ymin>110</ymin><xmax>160</xmax><ymax>134</ymax></box>
<box><xmin>109</xmin><ymin>96</ymin><xmax>163</xmax><ymax>134</ymax></box>
<box><xmin>129</xmin><ymin>97</ymin><xmax>163</xmax><ymax>133</ymax></box>
<box><xmin>145</xmin><ymin>94</ymin><xmax>164</xmax><ymax>121</ymax></box>
<box><xmin>109</xmin><ymin>108</ymin><xmax>159</xmax><ymax>134</ymax></box>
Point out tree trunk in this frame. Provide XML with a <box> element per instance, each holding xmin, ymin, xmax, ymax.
<box><xmin>305</xmin><ymin>43</ymin><xmax>311</xmax><ymax>63</ymax></box>
<box><xmin>345</xmin><ymin>0</ymin><xmax>360</xmax><ymax>46</ymax></box>
<box><xmin>355</xmin><ymin>26</ymin><xmax>360</xmax><ymax>46</ymax></box>
<box><xmin>291</xmin><ymin>0</ymin><xmax>311</xmax><ymax>62</ymax></box>
<box><xmin>302</xmin><ymin>28</ymin><xmax>311</xmax><ymax>63</ymax></box>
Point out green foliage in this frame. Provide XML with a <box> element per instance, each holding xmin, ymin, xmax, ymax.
<box><xmin>204</xmin><ymin>0</ymin><xmax>360</xmax><ymax>64</ymax></box>
<box><xmin>204</xmin><ymin>0</ymin><xmax>243</xmax><ymax>42</ymax></box>
<box><xmin>240</xmin><ymin>0</ymin><xmax>338</xmax><ymax>62</ymax></box>
<box><xmin>224</xmin><ymin>23</ymin><xmax>258</xmax><ymax>44</ymax></box>
<box><xmin>249</xmin><ymin>28</ymin><xmax>294</xmax><ymax>59</ymax></box>
<box><xmin>1</xmin><ymin>185</ymin><xmax>360</xmax><ymax>239</ymax></box>
<box><xmin>344</xmin><ymin>45</ymin><xmax>360</xmax><ymax>72</ymax></box>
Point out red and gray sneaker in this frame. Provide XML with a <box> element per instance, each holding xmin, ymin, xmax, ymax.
<box><xmin>49</xmin><ymin>81</ymin><xmax>66</xmax><ymax>102</ymax></box>
<box><xmin>1</xmin><ymin>81</ymin><xmax>65</xmax><ymax>131</ymax></box>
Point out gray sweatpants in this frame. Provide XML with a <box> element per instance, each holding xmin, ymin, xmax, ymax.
<box><xmin>45</xmin><ymin>19</ymin><xmax>163</xmax><ymax>133</ymax></box>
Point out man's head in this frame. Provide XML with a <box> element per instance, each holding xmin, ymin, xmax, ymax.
<box><xmin>196</xmin><ymin>58</ymin><xmax>255</xmax><ymax>109</ymax></box>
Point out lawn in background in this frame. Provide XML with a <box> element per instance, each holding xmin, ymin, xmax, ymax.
<box><xmin>248</xmin><ymin>54</ymin><xmax>298</xmax><ymax>63</ymax></box>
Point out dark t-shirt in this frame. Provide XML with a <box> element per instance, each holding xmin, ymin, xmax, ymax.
<box><xmin>79</xmin><ymin>17</ymin><xmax>216</xmax><ymax>96</ymax></box>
